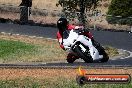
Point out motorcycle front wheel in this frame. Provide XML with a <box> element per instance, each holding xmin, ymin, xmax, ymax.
<box><xmin>100</xmin><ymin>47</ymin><xmax>109</xmax><ymax>62</ymax></box>
<box><xmin>96</xmin><ymin>44</ymin><xmax>109</xmax><ymax>62</ymax></box>
<box><xmin>74</xmin><ymin>45</ymin><xmax>93</xmax><ymax>63</ymax></box>
<box><xmin>92</xmin><ymin>40</ymin><xmax>109</xmax><ymax>62</ymax></box>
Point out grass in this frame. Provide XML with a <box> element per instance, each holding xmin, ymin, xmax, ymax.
<box><xmin>0</xmin><ymin>38</ymin><xmax>66</xmax><ymax>63</ymax></box>
<box><xmin>104</xmin><ymin>46</ymin><xmax>119</xmax><ymax>57</ymax></box>
<box><xmin>0</xmin><ymin>68</ymin><xmax>131</xmax><ymax>88</ymax></box>
<box><xmin>0</xmin><ymin>77</ymin><xmax>131</xmax><ymax>88</ymax></box>
<box><xmin>0</xmin><ymin>34</ymin><xmax>66</xmax><ymax>63</ymax></box>
<box><xmin>0</xmin><ymin>39</ymin><xmax>37</xmax><ymax>63</ymax></box>
<box><xmin>0</xmin><ymin>34</ymin><xmax>118</xmax><ymax>63</ymax></box>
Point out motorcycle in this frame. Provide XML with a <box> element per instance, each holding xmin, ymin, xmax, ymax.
<box><xmin>63</xmin><ymin>29</ymin><xmax>109</xmax><ymax>63</ymax></box>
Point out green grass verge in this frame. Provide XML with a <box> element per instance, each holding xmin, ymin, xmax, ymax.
<box><xmin>0</xmin><ymin>38</ymin><xmax>119</xmax><ymax>63</ymax></box>
<box><xmin>0</xmin><ymin>38</ymin><xmax>66</xmax><ymax>63</ymax></box>
<box><xmin>0</xmin><ymin>39</ymin><xmax>37</xmax><ymax>63</ymax></box>
<box><xmin>0</xmin><ymin>77</ymin><xmax>131</xmax><ymax>88</ymax></box>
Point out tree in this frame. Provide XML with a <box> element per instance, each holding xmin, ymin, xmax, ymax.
<box><xmin>57</xmin><ymin>0</ymin><xmax>99</xmax><ymax>27</ymax></box>
<box><xmin>107</xmin><ymin>0</ymin><xmax>132</xmax><ymax>25</ymax></box>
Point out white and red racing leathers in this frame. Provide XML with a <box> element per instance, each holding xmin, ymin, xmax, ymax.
<box><xmin>57</xmin><ymin>24</ymin><xmax>93</xmax><ymax>50</ymax></box>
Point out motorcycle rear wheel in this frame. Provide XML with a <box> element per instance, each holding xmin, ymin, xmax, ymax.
<box><xmin>66</xmin><ymin>54</ymin><xmax>77</xmax><ymax>63</ymax></box>
<box><xmin>74</xmin><ymin>45</ymin><xmax>93</xmax><ymax>63</ymax></box>
<box><xmin>66</xmin><ymin>58</ymin><xmax>76</xmax><ymax>63</ymax></box>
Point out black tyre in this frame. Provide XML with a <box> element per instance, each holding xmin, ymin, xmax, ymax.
<box><xmin>100</xmin><ymin>49</ymin><xmax>109</xmax><ymax>62</ymax></box>
<box><xmin>92</xmin><ymin>40</ymin><xmax>109</xmax><ymax>62</ymax></box>
<box><xmin>74</xmin><ymin>45</ymin><xmax>93</xmax><ymax>63</ymax></box>
<box><xmin>66</xmin><ymin>54</ymin><xmax>78</xmax><ymax>63</ymax></box>
<box><xmin>98</xmin><ymin>45</ymin><xmax>109</xmax><ymax>62</ymax></box>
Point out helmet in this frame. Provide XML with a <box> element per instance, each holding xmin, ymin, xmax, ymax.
<box><xmin>57</xmin><ymin>18</ymin><xmax>68</xmax><ymax>32</ymax></box>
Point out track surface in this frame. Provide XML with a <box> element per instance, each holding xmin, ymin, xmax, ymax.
<box><xmin>0</xmin><ymin>23</ymin><xmax>132</xmax><ymax>67</ymax></box>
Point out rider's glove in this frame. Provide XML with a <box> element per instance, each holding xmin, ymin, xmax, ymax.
<box><xmin>78</xmin><ymin>29</ymin><xmax>85</xmax><ymax>34</ymax></box>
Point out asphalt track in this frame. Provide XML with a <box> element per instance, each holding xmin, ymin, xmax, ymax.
<box><xmin>0</xmin><ymin>23</ymin><xmax>132</xmax><ymax>68</ymax></box>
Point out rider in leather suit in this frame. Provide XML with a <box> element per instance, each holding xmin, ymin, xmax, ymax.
<box><xmin>56</xmin><ymin>18</ymin><xmax>93</xmax><ymax>63</ymax></box>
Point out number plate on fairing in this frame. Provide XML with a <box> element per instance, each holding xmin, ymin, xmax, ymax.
<box><xmin>79</xmin><ymin>44</ymin><xmax>86</xmax><ymax>52</ymax></box>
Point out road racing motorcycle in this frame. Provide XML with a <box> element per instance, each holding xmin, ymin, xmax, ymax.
<box><xmin>63</xmin><ymin>29</ymin><xmax>109</xmax><ymax>63</ymax></box>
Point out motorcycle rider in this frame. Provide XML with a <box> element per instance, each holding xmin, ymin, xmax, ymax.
<box><xmin>56</xmin><ymin>18</ymin><xmax>94</xmax><ymax>63</ymax></box>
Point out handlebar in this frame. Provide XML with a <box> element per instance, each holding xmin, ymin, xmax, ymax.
<box><xmin>73</xmin><ymin>29</ymin><xmax>85</xmax><ymax>34</ymax></box>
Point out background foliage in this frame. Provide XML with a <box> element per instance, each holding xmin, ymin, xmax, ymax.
<box><xmin>107</xmin><ymin>0</ymin><xmax>132</xmax><ymax>25</ymax></box>
<box><xmin>57</xmin><ymin>0</ymin><xmax>99</xmax><ymax>27</ymax></box>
